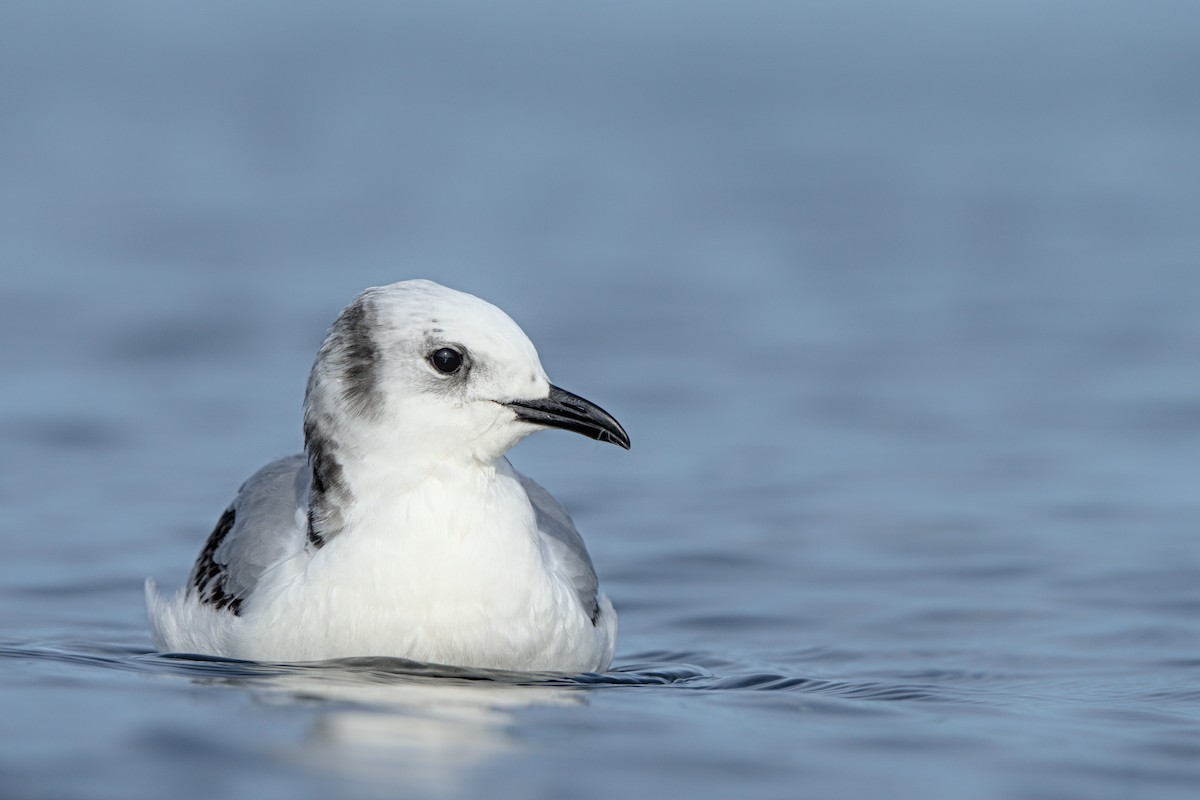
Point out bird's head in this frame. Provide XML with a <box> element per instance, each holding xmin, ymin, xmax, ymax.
<box><xmin>304</xmin><ymin>280</ymin><xmax>629</xmax><ymax>471</ymax></box>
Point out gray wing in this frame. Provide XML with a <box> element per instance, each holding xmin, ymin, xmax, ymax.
<box><xmin>516</xmin><ymin>472</ymin><xmax>602</xmax><ymax>625</ymax></box>
<box><xmin>189</xmin><ymin>454</ymin><xmax>310</xmax><ymax>614</ymax></box>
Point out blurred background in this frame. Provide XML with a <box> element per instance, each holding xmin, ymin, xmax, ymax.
<box><xmin>1</xmin><ymin>2</ymin><xmax>1198</xmax><ymax>799</ymax></box>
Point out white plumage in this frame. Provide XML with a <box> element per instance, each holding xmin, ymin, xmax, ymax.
<box><xmin>146</xmin><ymin>280</ymin><xmax>628</xmax><ymax>673</ymax></box>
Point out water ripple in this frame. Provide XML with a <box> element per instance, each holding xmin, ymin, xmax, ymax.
<box><xmin>0</xmin><ymin>639</ymin><xmax>962</xmax><ymax>705</ymax></box>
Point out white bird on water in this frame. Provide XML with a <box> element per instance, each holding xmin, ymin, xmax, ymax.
<box><xmin>146</xmin><ymin>279</ymin><xmax>629</xmax><ymax>673</ymax></box>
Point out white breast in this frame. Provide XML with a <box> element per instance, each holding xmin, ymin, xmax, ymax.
<box><xmin>224</xmin><ymin>462</ymin><xmax>615</xmax><ymax>672</ymax></box>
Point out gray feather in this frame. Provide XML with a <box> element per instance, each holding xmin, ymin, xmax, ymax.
<box><xmin>190</xmin><ymin>454</ymin><xmax>309</xmax><ymax>611</ymax></box>
<box><xmin>190</xmin><ymin>455</ymin><xmax>602</xmax><ymax>626</ymax></box>
<box><xmin>517</xmin><ymin>472</ymin><xmax>601</xmax><ymax>624</ymax></box>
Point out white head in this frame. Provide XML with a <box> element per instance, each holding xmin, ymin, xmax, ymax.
<box><xmin>303</xmin><ymin>280</ymin><xmax>628</xmax><ymax>488</ymax></box>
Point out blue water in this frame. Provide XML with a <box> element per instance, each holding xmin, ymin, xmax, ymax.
<box><xmin>2</xmin><ymin>2</ymin><xmax>1199</xmax><ymax>798</ymax></box>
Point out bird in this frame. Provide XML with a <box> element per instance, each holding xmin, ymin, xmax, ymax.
<box><xmin>146</xmin><ymin>279</ymin><xmax>629</xmax><ymax>673</ymax></box>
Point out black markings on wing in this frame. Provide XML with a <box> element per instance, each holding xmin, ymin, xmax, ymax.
<box><xmin>187</xmin><ymin>454</ymin><xmax>311</xmax><ymax>616</ymax></box>
<box><xmin>190</xmin><ymin>506</ymin><xmax>244</xmax><ymax>615</ymax></box>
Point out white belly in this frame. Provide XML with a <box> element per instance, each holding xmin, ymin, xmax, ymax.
<box><xmin>147</xmin><ymin>461</ymin><xmax>617</xmax><ymax>672</ymax></box>
<box><xmin>226</xmin><ymin>473</ymin><xmax>615</xmax><ymax>672</ymax></box>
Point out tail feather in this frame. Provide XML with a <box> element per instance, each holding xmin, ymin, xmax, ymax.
<box><xmin>144</xmin><ymin>577</ymin><xmax>237</xmax><ymax>657</ymax></box>
<box><xmin>144</xmin><ymin>578</ymin><xmax>171</xmax><ymax>651</ymax></box>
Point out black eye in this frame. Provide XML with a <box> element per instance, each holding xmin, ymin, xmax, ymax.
<box><xmin>430</xmin><ymin>347</ymin><xmax>463</xmax><ymax>375</ymax></box>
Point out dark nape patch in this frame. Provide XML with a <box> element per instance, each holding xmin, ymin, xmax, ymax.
<box><xmin>306</xmin><ymin>511</ymin><xmax>325</xmax><ymax>549</ymax></box>
<box><xmin>190</xmin><ymin>506</ymin><xmax>244</xmax><ymax>616</ymax></box>
<box><xmin>304</xmin><ymin>414</ymin><xmax>349</xmax><ymax>545</ymax></box>
<box><xmin>332</xmin><ymin>298</ymin><xmax>381</xmax><ymax>417</ymax></box>
<box><xmin>590</xmin><ymin>598</ymin><xmax>600</xmax><ymax>626</ymax></box>
<box><xmin>304</xmin><ymin>417</ymin><xmax>342</xmax><ymax>499</ymax></box>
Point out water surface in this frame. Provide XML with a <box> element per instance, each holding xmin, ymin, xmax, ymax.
<box><xmin>1</xmin><ymin>2</ymin><xmax>1199</xmax><ymax>798</ymax></box>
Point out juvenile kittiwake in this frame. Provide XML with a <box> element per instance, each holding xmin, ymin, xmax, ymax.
<box><xmin>146</xmin><ymin>279</ymin><xmax>629</xmax><ymax>672</ymax></box>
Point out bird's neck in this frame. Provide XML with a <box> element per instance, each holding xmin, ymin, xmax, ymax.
<box><xmin>303</xmin><ymin>414</ymin><xmax>505</xmax><ymax>547</ymax></box>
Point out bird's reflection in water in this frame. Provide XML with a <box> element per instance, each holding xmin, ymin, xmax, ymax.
<box><xmin>251</xmin><ymin>660</ymin><xmax>586</xmax><ymax>796</ymax></box>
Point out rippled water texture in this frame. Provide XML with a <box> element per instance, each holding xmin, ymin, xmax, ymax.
<box><xmin>2</xmin><ymin>2</ymin><xmax>1199</xmax><ymax>798</ymax></box>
